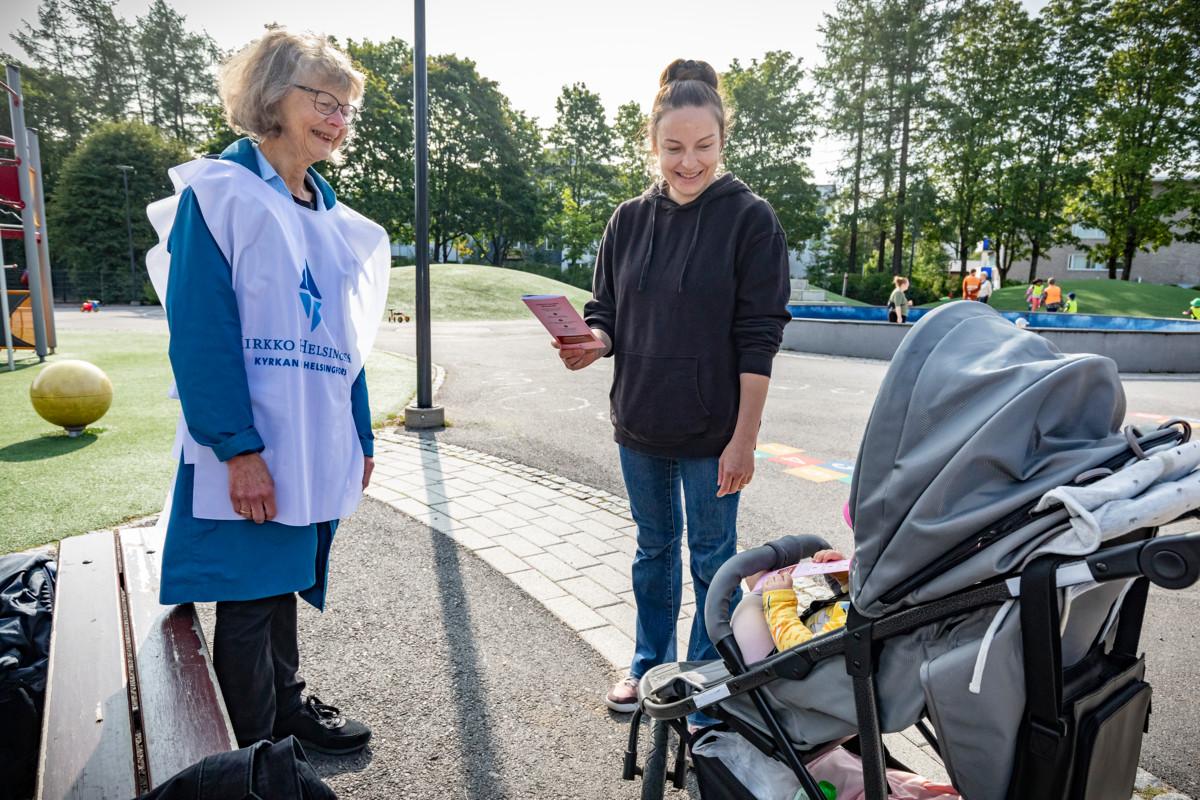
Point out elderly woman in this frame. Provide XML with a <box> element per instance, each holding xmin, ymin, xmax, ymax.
<box><xmin>146</xmin><ymin>30</ymin><xmax>390</xmax><ymax>754</ymax></box>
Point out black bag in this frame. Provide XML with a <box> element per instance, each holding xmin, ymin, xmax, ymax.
<box><xmin>0</xmin><ymin>552</ymin><xmax>56</xmax><ymax>800</ymax></box>
<box><xmin>135</xmin><ymin>736</ymin><xmax>336</xmax><ymax>800</ymax></box>
<box><xmin>1007</xmin><ymin>558</ymin><xmax>1153</xmax><ymax>800</ymax></box>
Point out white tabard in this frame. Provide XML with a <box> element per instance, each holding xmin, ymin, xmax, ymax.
<box><xmin>146</xmin><ymin>157</ymin><xmax>390</xmax><ymax>527</ymax></box>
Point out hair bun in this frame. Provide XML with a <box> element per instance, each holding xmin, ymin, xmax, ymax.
<box><xmin>660</xmin><ymin>58</ymin><xmax>719</xmax><ymax>90</ymax></box>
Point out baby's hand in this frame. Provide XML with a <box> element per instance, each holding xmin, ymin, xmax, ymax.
<box><xmin>762</xmin><ymin>572</ymin><xmax>794</xmax><ymax>592</ymax></box>
<box><xmin>813</xmin><ymin>549</ymin><xmax>847</xmax><ymax>563</ymax></box>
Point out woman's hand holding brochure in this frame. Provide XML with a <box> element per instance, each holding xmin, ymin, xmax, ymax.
<box><xmin>523</xmin><ymin>294</ymin><xmax>610</xmax><ymax>370</ymax></box>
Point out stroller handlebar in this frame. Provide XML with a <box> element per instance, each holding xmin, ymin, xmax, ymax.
<box><xmin>1084</xmin><ymin>530</ymin><xmax>1200</xmax><ymax>590</ymax></box>
<box><xmin>704</xmin><ymin>534</ymin><xmax>832</xmax><ymax>670</ymax></box>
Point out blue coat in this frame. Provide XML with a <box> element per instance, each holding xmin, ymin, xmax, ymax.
<box><xmin>159</xmin><ymin>139</ymin><xmax>374</xmax><ymax>611</ymax></box>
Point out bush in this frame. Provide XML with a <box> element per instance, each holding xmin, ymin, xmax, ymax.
<box><xmin>48</xmin><ymin>121</ymin><xmax>190</xmax><ymax>304</ymax></box>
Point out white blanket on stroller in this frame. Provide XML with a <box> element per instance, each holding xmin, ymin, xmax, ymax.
<box><xmin>1034</xmin><ymin>441</ymin><xmax>1200</xmax><ymax>553</ymax></box>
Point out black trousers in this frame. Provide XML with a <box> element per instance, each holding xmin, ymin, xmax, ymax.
<box><xmin>213</xmin><ymin>593</ymin><xmax>306</xmax><ymax>747</ymax></box>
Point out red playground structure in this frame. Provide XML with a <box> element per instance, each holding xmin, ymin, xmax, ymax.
<box><xmin>2</xmin><ymin>63</ymin><xmax>57</xmax><ymax>371</ymax></box>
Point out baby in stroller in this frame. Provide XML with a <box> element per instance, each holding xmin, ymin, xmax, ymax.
<box><xmin>733</xmin><ymin>547</ymin><xmax>850</xmax><ymax>664</ymax></box>
<box><xmin>622</xmin><ymin>301</ymin><xmax>1200</xmax><ymax>800</ymax></box>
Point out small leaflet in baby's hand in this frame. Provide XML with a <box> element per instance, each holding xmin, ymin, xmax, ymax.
<box><xmin>522</xmin><ymin>294</ymin><xmax>604</xmax><ymax>350</ymax></box>
<box><xmin>752</xmin><ymin>558</ymin><xmax>852</xmax><ymax>593</ymax></box>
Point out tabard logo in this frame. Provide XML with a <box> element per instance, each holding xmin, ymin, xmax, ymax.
<box><xmin>299</xmin><ymin>262</ymin><xmax>323</xmax><ymax>332</ymax></box>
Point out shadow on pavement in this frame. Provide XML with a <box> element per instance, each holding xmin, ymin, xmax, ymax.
<box><xmin>420</xmin><ymin>431</ymin><xmax>508</xmax><ymax>796</ymax></box>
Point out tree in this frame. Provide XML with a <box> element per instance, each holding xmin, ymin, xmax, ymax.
<box><xmin>547</xmin><ymin>83</ymin><xmax>615</xmax><ymax>210</ymax></box>
<box><xmin>473</xmin><ymin>104</ymin><xmax>549</xmax><ymax>265</ymax></box>
<box><xmin>556</xmin><ymin>187</ymin><xmax>596</xmax><ymax>266</ymax></box>
<box><xmin>722</xmin><ymin>51</ymin><xmax>824</xmax><ymax>251</ymax></box>
<box><xmin>67</xmin><ymin>0</ymin><xmax>136</xmax><ymax>121</ymax></box>
<box><xmin>327</xmin><ymin>38</ymin><xmax>414</xmax><ymax>245</ymax></box>
<box><xmin>817</xmin><ymin>0</ymin><xmax>880</xmax><ymax>273</ymax></box>
<box><xmin>613</xmin><ymin>101</ymin><xmax>651</xmax><ymax>199</ymax></box>
<box><xmin>48</xmin><ymin>120</ymin><xmax>189</xmax><ymax>302</ymax></box>
<box><xmin>929</xmin><ymin>0</ymin><xmax>1035</xmax><ymax>274</ymax></box>
<box><xmin>8</xmin><ymin>0</ymin><xmax>92</xmax><ymax>187</ymax></box>
<box><xmin>423</xmin><ymin>54</ymin><xmax>524</xmax><ymax>261</ymax></box>
<box><xmin>1005</xmin><ymin>0</ymin><xmax>1104</xmax><ymax>281</ymax></box>
<box><xmin>136</xmin><ymin>0</ymin><xmax>219</xmax><ymax>145</ymax></box>
<box><xmin>879</xmin><ymin>0</ymin><xmax>945</xmax><ymax>276</ymax></box>
<box><xmin>1076</xmin><ymin>0</ymin><xmax>1200</xmax><ymax>280</ymax></box>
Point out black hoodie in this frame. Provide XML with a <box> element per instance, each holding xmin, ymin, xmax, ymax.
<box><xmin>584</xmin><ymin>174</ymin><xmax>791</xmax><ymax>458</ymax></box>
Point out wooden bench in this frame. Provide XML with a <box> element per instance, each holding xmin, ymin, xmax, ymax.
<box><xmin>36</xmin><ymin>528</ymin><xmax>236</xmax><ymax>799</ymax></box>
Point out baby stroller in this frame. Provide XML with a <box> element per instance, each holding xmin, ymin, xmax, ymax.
<box><xmin>622</xmin><ymin>302</ymin><xmax>1200</xmax><ymax>800</ymax></box>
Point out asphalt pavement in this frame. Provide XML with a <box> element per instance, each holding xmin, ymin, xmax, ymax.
<box><xmin>373</xmin><ymin>316</ymin><xmax>1200</xmax><ymax>796</ymax></box>
<box><xmin>202</xmin><ymin>498</ymin><xmax>696</xmax><ymax>800</ymax></box>
<box><xmin>57</xmin><ymin>306</ymin><xmax>1200</xmax><ymax>796</ymax></box>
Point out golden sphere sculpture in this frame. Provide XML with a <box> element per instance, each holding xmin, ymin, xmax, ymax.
<box><xmin>29</xmin><ymin>359</ymin><xmax>113</xmax><ymax>437</ymax></box>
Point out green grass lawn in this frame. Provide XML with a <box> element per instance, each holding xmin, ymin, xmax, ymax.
<box><xmin>0</xmin><ymin>332</ymin><xmax>416</xmax><ymax>554</ymax></box>
<box><xmin>815</xmin><ymin>289</ymin><xmax>868</xmax><ymax>306</ymax></box>
<box><xmin>387</xmin><ymin>264</ymin><xmax>593</xmax><ymax>321</ymax></box>
<box><xmin>920</xmin><ymin>280</ymin><xmax>1197</xmax><ymax>318</ymax></box>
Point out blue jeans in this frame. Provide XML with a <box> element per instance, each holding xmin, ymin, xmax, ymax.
<box><xmin>619</xmin><ymin>446</ymin><xmax>741</xmax><ymax>681</ymax></box>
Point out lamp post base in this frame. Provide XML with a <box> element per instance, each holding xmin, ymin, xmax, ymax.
<box><xmin>404</xmin><ymin>404</ymin><xmax>445</xmax><ymax>430</ymax></box>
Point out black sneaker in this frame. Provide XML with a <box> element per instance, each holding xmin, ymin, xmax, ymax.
<box><xmin>274</xmin><ymin>695</ymin><xmax>372</xmax><ymax>755</ymax></box>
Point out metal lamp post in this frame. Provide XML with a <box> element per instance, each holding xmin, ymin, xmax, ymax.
<box><xmin>116</xmin><ymin>164</ymin><xmax>137</xmax><ymax>303</ymax></box>
<box><xmin>404</xmin><ymin>0</ymin><xmax>444</xmax><ymax>430</ymax></box>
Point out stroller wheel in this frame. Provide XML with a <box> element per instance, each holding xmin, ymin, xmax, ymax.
<box><xmin>641</xmin><ymin>718</ymin><xmax>686</xmax><ymax>799</ymax></box>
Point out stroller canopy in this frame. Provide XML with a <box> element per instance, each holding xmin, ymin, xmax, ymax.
<box><xmin>848</xmin><ymin>301</ymin><xmax>1130</xmax><ymax>616</ymax></box>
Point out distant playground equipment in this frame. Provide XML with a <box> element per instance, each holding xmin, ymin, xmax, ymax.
<box><xmin>29</xmin><ymin>359</ymin><xmax>113</xmax><ymax>436</ymax></box>
<box><xmin>1</xmin><ymin>63</ymin><xmax>57</xmax><ymax>372</ymax></box>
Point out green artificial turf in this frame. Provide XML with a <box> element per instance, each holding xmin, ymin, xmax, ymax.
<box><xmin>0</xmin><ymin>331</ymin><xmax>415</xmax><ymax>553</ymax></box>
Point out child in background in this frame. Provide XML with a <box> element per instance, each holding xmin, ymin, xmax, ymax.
<box><xmin>1025</xmin><ymin>279</ymin><xmax>1044</xmax><ymax>311</ymax></box>
<box><xmin>1066</xmin><ymin>292</ymin><xmax>1078</xmax><ymax>313</ymax></box>
<box><xmin>1184</xmin><ymin>298</ymin><xmax>1200</xmax><ymax>321</ymax></box>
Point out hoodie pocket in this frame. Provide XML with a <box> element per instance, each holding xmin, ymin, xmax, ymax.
<box><xmin>612</xmin><ymin>352</ymin><xmax>710</xmax><ymax>444</ymax></box>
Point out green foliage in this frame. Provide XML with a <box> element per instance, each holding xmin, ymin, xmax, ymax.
<box><xmin>547</xmin><ymin>83</ymin><xmax>616</xmax><ymax>209</ymax></box>
<box><xmin>67</xmin><ymin>0</ymin><xmax>139</xmax><ymax>121</ymax></box>
<box><xmin>48</xmin><ymin>120</ymin><xmax>190</xmax><ymax>302</ymax></box>
<box><xmin>327</xmin><ymin>38</ymin><xmax>414</xmax><ymax>244</ymax></box>
<box><xmin>613</xmin><ymin>100</ymin><xmax>652</xmax><ymax>199</ymax></box>
<box><xmin>556</xmin><ymin>186</ymin><xmax>603</xmax><ymax>267</ymax></box>
<box><xmin>1074</xmin><ymin>0</ymin><xmax>1200</xmax><ymax>280</ymax></box>
<box><xmin>722</xmin><ymin>51</ymin><xmax>824</xmax><ymax>249</ymax></box>
<box><xmin>930</xmin><ymin>0</ymin><xmax>1036</xmax><ymax>274</ymax></box>
<box><xmin>547</xmin><ymin>83</ymin><xmax>618</xmax><ymax>258</ymax></box>
<box><xmin>135</xmin><ymin>0</ymin><xmax>219</xmax><ymax>146</ymax></box>
<box><xmin>196</xmin><ymin>102</ymin><xmax>240</xmax><ymax>155</ymax></box>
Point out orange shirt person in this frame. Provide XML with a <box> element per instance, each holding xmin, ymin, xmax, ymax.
<box><xmin>962</xmin><ymin>269</ymin><xmax>982</xmax><ymax>300</ymax></box>
<box><xmin>1043</xmin><ymin>278</ymin><xmax>1064</xmax><ymax>311</ymax></box>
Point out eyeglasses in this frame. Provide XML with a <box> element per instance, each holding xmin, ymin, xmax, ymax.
<box><xmin>293</xmin><ymin>84</ymin><xmax>359</xmax><ymax>123</ymax></box>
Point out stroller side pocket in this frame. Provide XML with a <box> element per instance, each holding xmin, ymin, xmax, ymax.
<box><xmin>1067</xmin><ymin>659</ymin><xmax>1150</xmax><ymax>800</ymax></box>
<box><xmin>919</xmin><ymin>607</ymin><xmax>1026</xmax><ymax>800</ymax></box>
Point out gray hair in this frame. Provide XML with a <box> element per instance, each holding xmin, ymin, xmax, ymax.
<box><xmin>218</xmin><ymin>28</ymin><xmax>364</xmax><ymax>162</ymax></box>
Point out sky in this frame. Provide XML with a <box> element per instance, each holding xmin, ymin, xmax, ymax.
<box><xmin>2</xmin><ymin>0</ymin><xmax>1048</xmax><ymax>181</ymax></box>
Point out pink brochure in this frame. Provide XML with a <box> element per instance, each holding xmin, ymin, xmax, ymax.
<box><xmin>522</xmin><ymin>294</ymin><xmax>605</xmax><ymax>350</ymax></box>
<box><xmin>752</xmin><ymin>558</ymin><xmax>852</xmax><ymax>593</ymax></box>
